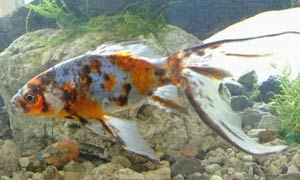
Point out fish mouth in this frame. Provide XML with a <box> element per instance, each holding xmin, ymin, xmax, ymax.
<box><xmin>10</xmin><ymin>94</ymin><xmax>24</xmax><ymax>113</ymax></box>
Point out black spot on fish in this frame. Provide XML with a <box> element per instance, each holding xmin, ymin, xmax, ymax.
<box><xmin>41</xmin><ymin>99</ymin><xmax>49</xmax><ymax>112</ymax></box>
<box><xmin>40</xmin><ymin>70</ymin><xmax>55</xmax><ymax>85</ymax></box>
<box><xmin>122</xmin><ymin>83</ymin><xmax>131</xmax><ymax>95</ymax></box>
<box><xmin>27</xmin><ymin>83</ymin><xmax>44</xmax><ymax>93</ymax></box>
<box><xmin>103</xmin><ymin>73</ymin><xmax>110</xmax><ymax>81</ymax></box>
<box><xmin>116</xmin><ymin>95</ymin><xmax>128</xmax><ymax>106</ymax></box>
<box><xmin>82</xmin><ymin>65</ymin><xmax>91</xmax><ymax>74</ymax></box>
<box><xmin>100</xmin><ymin>83</ymin><xmax>105</xmax><ymax>89</ymax></box>
<box><xmin>65</xmin><ymin>115</ymin><xmax>74</xmax><ymax>119</ymax></box>
<box><xmin>19</xmin><ymin>100</ymin><xmax>28</xmax><ymax>113</ymax></box>
<box><xmin>63</xmin><ymin>88</ymin><xmax>77</xmax><ymax>103</ymax></box>
<box><xmin>154</xmin><ymin>69</ymin><xmax>166</xmax><ymax>76</ymax></box>
<box><xmin>62</xmin><ymin>68</ymin><xmax>69</xmax><ymax>76</ymax></box>
<box><xmin>86</xmin><ymin>76</ymin><xmax>92</xmax><ymax>85</ymax></box>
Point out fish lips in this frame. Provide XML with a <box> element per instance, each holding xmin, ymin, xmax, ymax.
<box><xmin>10</xmin><ymin>92</ymin><xmax>25</xmax><ymax>113</ymax></box>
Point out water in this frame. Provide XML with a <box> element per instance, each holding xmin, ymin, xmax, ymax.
<box><xmin>0</xmin><ymin>1</ymin><xmax>299</xmax><ymax>179</ymax></box>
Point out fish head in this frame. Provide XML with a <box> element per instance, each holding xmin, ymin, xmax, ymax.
<box><xmin>11</xmin><ymin>71</ymin><xmax>65</xmax><ymax>117</ymax></box>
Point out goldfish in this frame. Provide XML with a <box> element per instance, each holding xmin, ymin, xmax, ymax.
<box><xmin>11</xmin><ymin>32</ymin><xmax>300</xmax><ymax>163</ymax></box>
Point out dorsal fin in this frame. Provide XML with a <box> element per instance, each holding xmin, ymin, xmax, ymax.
<box><xmin>90</xmin><ymin>40</ymin><xmax>164</xmax><ymax>64</ymax></box>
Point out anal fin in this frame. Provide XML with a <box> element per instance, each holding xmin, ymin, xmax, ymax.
<box><xmin>102</xmin><ymin>115</ymin><xmax>160</xmax><ymax>163</ymax></box>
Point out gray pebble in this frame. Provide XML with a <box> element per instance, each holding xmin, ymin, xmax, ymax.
<box><xmin>205</xmin><ymin>164</ymin><xmax>221</xmax><ymax>174</ymax></box>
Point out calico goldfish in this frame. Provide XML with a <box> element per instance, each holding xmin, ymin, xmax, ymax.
<box><xmin>11</xmin><ymin>32</ymin><xmax>300</xmax><ymax>163</ymax></box>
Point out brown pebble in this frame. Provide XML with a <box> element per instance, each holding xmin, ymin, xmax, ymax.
<box><xmin>27</xmin><ymin>140</ymin><xmax>79</xmax><ymax>172</ymax></box>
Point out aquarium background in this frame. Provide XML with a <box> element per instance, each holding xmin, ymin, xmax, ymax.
<box><xmin>0</xmin><ymin>0</ymin><xmax>300</xmax><ymax>180</ymax></box>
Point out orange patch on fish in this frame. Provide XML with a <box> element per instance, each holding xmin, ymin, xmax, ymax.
<box><xmin>27</xmin><ymin>76</ymin><xmax>42</xmax><ymax>85</ymax></box>
<box><xmin>62</xmin><ymin>82</ymin><xmax>75</xmax><ymax>92</ymax></box>
<box><xmin>70</xmin><ymin>92</ymin><xmax>104</xmax><ymax>119</ymax></box>
<box><xmin>167</xmin><ymin>54</ymin><xmax>182</xmax><ymax>85</ymax></box>
<box><xmin>26</xmin><ymin>95</ymin><xmax>55</xmax><ymax>116</ymax></box>
<box><xmin>113</xmin><ymin>54</ymin><xmax>155</xmax><ymax>94</ymax></box>
<box><xmin>104</xmin><ymin>73</ymin><xmax>116</xmax><ymax>92</ymax></box>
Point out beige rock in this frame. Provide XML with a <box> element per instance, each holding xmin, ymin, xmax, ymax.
<box><xmin>32</xmin><ymin>172</ymin><xmax>44</xmax><ymax>180</ymax></box>
<box><xmin>64</xmin><ymin>172</ymin><xmax>83</xmax><ymax>180</ymax></box>
<box><xmin>209</xmin><ymin>175</ymin><xmax>223</xmax><ymax>180</ymax></box>
<box><xmin>113</xmin><ymin>168</ymin><xmax>145</xmax><ymax>180</ymax></box>
<box><xmin>0</xmin><ymin>140</ymin><xmax>21</xmax><ymax>176</ymax></box>
<box><xmin>141</xmin><ymin>167</ymin><xmax>171</xmax><ymax>180</ymax></box>
<box><xmin>83</xmin><ymin>162</ymin><xmax>123</xmax><ymax>180</ymax></box>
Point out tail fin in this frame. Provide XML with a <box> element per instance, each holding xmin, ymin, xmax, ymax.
<box><xmin>182</xmin><ymin>69</ymin><xmax>287</xmax><ymax>155</ymax></box>
<box><xmin>176</xmin><ymin>32</ymin><xmax>299</xmax><ymax>155</ymax></box>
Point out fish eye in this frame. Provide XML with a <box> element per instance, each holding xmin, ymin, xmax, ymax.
<box><xmin>24</xmin><ymin>93</ymin><xmax>36</xmax><ymax>103</ymax></box>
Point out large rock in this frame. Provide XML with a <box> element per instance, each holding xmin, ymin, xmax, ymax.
<box><xmin>0</xmin><ymin>25</ymin><xmax>223</xmax><ymax>162</ymax></box>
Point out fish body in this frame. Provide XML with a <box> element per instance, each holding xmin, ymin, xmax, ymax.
<box><xmin>12</xmin><ymin>32</ymin><xmax>300</xmax><ymax>163</ymax></box>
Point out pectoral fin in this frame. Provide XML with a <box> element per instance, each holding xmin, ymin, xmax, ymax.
<box><xmin>182</xmin><ymin>68</ymin><xmax>288</xmax><ymax>155</ymax></box>
<box><xmin>101</xmin><ymin>115</ymin><xmax>160</xmax><ymax>163</ymax></box>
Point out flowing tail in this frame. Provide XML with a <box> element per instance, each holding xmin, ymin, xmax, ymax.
<box><xmin>168</xmin><ymin>32</ymin><xmax>300</xmax><ymax>155</ymax></box>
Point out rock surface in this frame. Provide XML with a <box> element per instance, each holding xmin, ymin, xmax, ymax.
<box><xmin>0</xmin><ymin>140</ymin><xmax>21</xmax><ymax>176</ymax></box>
<box><xmin>0</xmin><ymin>25</ymin><xmax>211</xmax><ymax>162</ymax></box>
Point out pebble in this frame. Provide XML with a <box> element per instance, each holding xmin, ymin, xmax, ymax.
<box><xmin>188</xmin><ymin>172</ymin><xmax>208</xmax><ymax>180</ymax></box>
<box><xmin>27</xmin><ymin>140</ymin><xmax>79</xmax><ymax>172</ymax></box>
<box><xmin>258</xmin><ymin>114</ymin><xmax>279</xmax><ymax>129</ymax></box>
<box><xmin>205</xmin><ymin>164</ymin><xmax>220</xmax><ymax>174</ymax></box>
<box><xmin>292</xmin><ymin>152</ymin><xmax>300</xmax><ymax>169</ymax></box>
<box><xmin>224</xmin><ymin>81</ymin><xmax>247</xmax><ymax>96</ymax></box>
<box><xmin>113</xmin><ymin>168</ymin><xmax>145</xmax><ymax>180</ymax></box>
<box><xmin>81</xmin><ymin>161</ymin><xmax>95</xmax><ymax>172</ymax></box>
<box><xmin>209</xmin><ymin>175</ymin><xmax>223</xmax><ymax>180</ymax></box>
<box><xmin>43</xmin><ymin>166</ymin><xmax>61</xmax><ymax>180</ymax></box>
<box><xmin>274</xmin><ymin>172</ymin><xmax>300</xmax><ymax>180</ymax></box>
<box><xmin>238</xmin><ymin>70</ymin><xmax>257</xmax><ymax>90</ymax></box>
<box><xmin>82</xmin><ymin>162</ymin><xmax>123</xmax><ymax>180</ymax></box>
<box><xmin>287</xmin><ymin>164</ymin><xmax>299</xmax><ymax>173</ymax></box>
<box><xmin>32</xmin><ymin>172</ymin><xmax>44</xmax><ymax>180</ymax></box>
<box><xmin>19</xmin><ymin>157</ymin><xmax>30</xmax><ymax>169</ymax></box>
<box><xmin>24</xmin><ymin>171</ymin><xmax>34</xmax><ymax>179</ymax></box>
<box><xmin>227</xmin><ymin>172</ymin><xmax>245</xmax><ymax>180</ymax></box>
<box><xmin>111</xmin><ymin>156</ymin><xmax>132</xmax><ymax>168</ymax></box>
<box><xmin>173</xmin><ymin>174</ymin><xmax>184</xmax><ymax>180</ymax></box>
<box><xmin>63</xmin><ymin>161</ymin><xmax>86</xmax><ymax>174</ymax></box>
<box><xmin>0</xmin><ymin>176</ymin><xmax>10</xmax><ymax>180</ymax></box>
<box><xmin>267</xmin><ymin>164</ymin><xmax>281</xmax><ymax>176</ymax></box>
<box><xmin>171</xmin><ymin>159</ymin><xmax>204</xmax><ymax>178</ymax></box>
<box><xmin>247</xmin><ymin>129</ymin><xmax>279</xmax><ymax>143</ymax></box>
<box><xmin>142</xmin><ymin>167</ymin><xmax>171</xmax><ymax>180</ymax></box>
<box><xmin>240</xmin><ymin>109</ymin><xmax>262</xmax><ymax>128</ymax></box>
<box><xmin>241</xmin><ymin>155</ymin><xmax>253</xmax><ymax>162</ymax></box>
<box><xmin>231</xmin><ymin>95</ymin><xmax>250</xmax><ymax>111</ymax></box>
<box><xmin>64</xmin><ymin>172</ymin><xmax>83</xmax><ymax>180</ymax></box>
